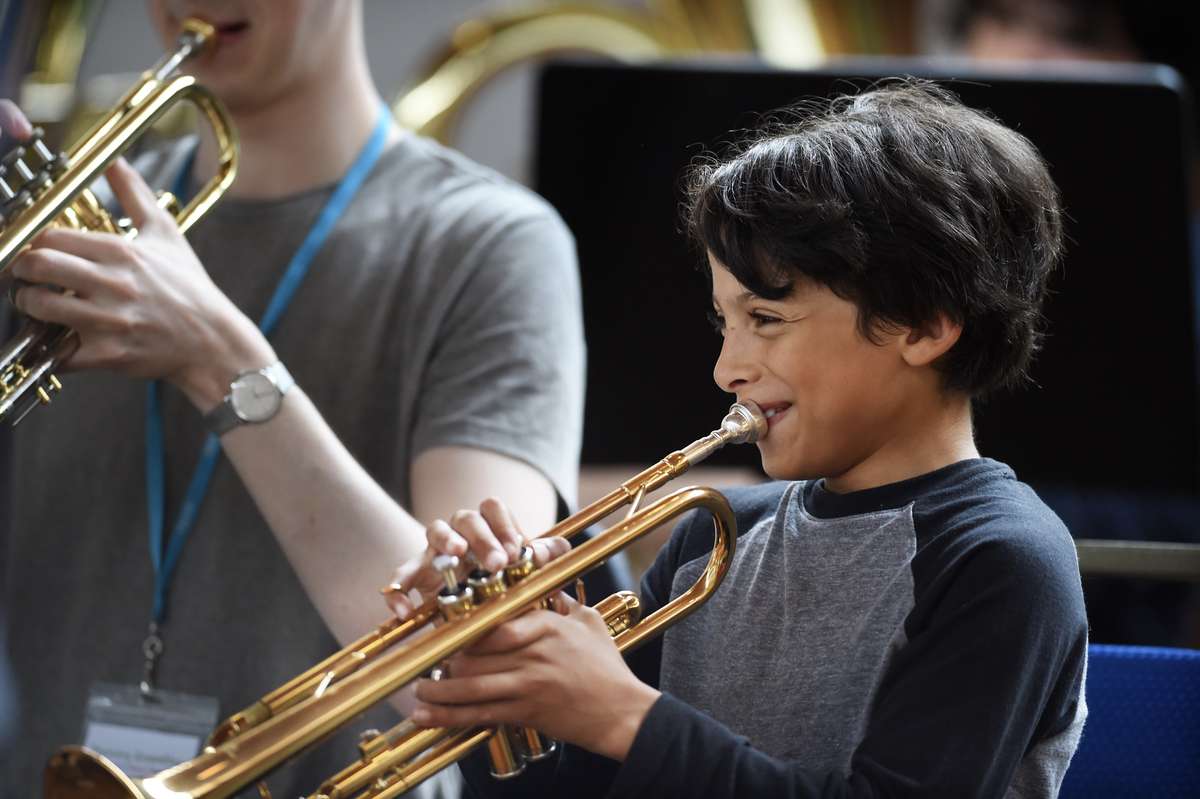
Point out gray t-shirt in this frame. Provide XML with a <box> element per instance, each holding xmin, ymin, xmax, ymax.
<box><xmin>1</xmin><ymin>132</ymin><xmax>584</xmax><ymax>794</ymax></box>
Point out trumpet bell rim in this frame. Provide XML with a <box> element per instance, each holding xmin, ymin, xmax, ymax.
<box><xmin>44</xmin><ymin>746</ymin><xmax>144</xmax><ymax>799</ymax></box>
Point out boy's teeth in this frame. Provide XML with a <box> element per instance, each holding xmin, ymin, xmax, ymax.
<box><xmin>765</xmin><ymin>408</ymin><xmax>777</xmax><ymax>418</ymax></box>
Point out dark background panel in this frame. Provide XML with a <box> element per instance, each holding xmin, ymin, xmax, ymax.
<box><xmin>536</xmin><ymin>60</ymin><xmax>1198</xmax><ymax>496</ymax></box>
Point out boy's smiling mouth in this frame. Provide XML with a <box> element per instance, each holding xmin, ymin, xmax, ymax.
<box><xmin>758</xmin><ymin>403</ymin><xmax>792</xmax><ymax>427</ymax></box>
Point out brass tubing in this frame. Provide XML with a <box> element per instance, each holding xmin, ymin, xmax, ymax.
<box><xmin>310</xmin><ymin>592</ymin><xmax>643</xmax><ymax>798</ymax></box>
<box><xmin>311</xmin><ymin>724</ymin><xmax>453</xmax><ymax>799</ymax></box>
<box><xmin>210</xmin><ymin>612</ymin><xmax>435</xmax><ymax>746</ymax></box>
<box><xmin>268</xmin><ymin>617</ymin><xmax>422</xmax><ymax>703</ymax></box>
<box><xmin>171</xmin><ymin>84</ymin><xmax>236</xmax><ymax>233</ymax></box>
<box><xmin>363</xmin><ymin>729</ymin><xmax>494</xmax><ymax>799</ymax></box>
<box><xmin>2</xmin><ymin>77</ymin><xmax>196</xmax><ymax>268</ymax></box>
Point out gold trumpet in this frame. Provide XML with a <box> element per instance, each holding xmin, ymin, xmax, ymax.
<box><xmin>44</xmin><ymin>401</ymin><xmax>767</xmax><ymax>799</ymax></box>
<box><xmin>0</xmin><ymin>18</ymin><xmax>238</xmax><ymax>425</ymax></box>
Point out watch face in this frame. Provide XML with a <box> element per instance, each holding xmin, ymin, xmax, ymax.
<box><xmin>230</xmin><ymin>372</ymin><xmax>281</xmax><ymax>422</ymax></box>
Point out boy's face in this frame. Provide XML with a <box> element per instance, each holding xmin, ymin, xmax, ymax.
<box><xmin>709</xmin><ymin>256</ymin><xmax>918</xmax><ymax>484</ymax></box>
<box><xmin>146</xmin><ymin>0</ymin><xmax>352</xmax><ymax>113</ymax></box>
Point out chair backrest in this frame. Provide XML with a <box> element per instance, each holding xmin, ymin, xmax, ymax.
<box><xmin>1060</xmin><ymin>644</ymin><xmax>1200</xmax><ymax>798</ymax></box>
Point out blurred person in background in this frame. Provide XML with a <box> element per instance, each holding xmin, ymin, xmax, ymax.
<box><xmin>936</xmin><ymin>0</ymin><xmax>1200</xmax><ymax>647</ymax></box>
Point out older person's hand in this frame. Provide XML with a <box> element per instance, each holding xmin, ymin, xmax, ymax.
<box><xmin>382</xmin><ymin>496</ymin><xmax>570</xmax><ymax>620</ymax></box>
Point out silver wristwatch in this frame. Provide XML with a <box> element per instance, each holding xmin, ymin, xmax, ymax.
<box><xmin>202</xmin><ymin>361</ymin><xmax>295</xmax><ymax>436</ymax></box>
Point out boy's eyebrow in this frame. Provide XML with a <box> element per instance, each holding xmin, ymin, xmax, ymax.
<box><xmin>711</xmin><ymin>290</ymin><xmax>761</xmax><ymax>308</ymax></box>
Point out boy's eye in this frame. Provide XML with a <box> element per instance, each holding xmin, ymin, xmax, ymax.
<box><xmin>750</xmin><ymin>312</ymin><xmax>782</xmax><ymax>328</ymax></box>
<box><xmin>706</xmin><ymin>309</ymin><xmax>726</xmax><ymax>334</ymax></box>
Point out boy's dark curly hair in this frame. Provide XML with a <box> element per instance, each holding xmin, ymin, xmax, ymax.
<box><xmin>685</xmin><ymin>79</ymin><xmax>1064</xmax><ymax>396</ymax></box>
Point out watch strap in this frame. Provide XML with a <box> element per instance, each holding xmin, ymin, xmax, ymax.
<box><xmin>203</xmin><ymin>397</ymin><xmax>242</xmax><ymax>437</ymax></box>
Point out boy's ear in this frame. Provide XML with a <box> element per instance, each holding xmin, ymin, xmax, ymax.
<box><xmin>899</xmin><ymin>314</ymin><xmax>962</xmax><ymax>367</ymax></box>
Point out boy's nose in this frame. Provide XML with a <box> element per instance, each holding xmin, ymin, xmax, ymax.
<box><xmin>713</xmin><ymin>334</ymin><xmax>755</xmax><ymax>394</ymax></box>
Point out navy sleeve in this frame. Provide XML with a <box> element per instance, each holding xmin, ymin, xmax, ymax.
<box><xmin>604</xmin><ymin>519</ymin><xmax>1088</xmax><ymax>798</ymax></box>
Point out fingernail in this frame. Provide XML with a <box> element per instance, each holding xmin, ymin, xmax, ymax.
<box><xmin>504</xmin><ymin>543</ymin><xmax>519</xmax><ymax>559</ymax></box>
<box><xmin>486</xmin><ymin>551</ymin><xmax>507</xmax><ymax>572</ymax></box>
<box><xmin>411</xmin><ymin>707</ymin><xmax>431</xmax><ymax>725</ymax></box>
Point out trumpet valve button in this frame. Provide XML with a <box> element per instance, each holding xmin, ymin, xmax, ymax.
<box><xmin>468</xmin><ymin>568</ymin><xmax>507</xmax><ymax>600</ymax></box>
<box><xmin>432</xmin><ymin>553</ymin><xmax>462</xmax><ymax>594</ymax></box>
<box><xmin>1</xmin><ymin>146</ymin><xmax>26</xmax><ymax>170</ymax></box>
<box><xmin>156</xmin><ymin>190</ymin><xmax>181</xmax><ymax>216</ymax></box>
<box><xmin>30</xmin><ymin>132</ymin><xmax>54</xmax><ymax>163</ymax></box>
<box><xmin>13</xmin><ymin>157</ymin><xmax>34</xmax><ymax>183</ymax></box>
<box><xmin>436</xmin><ymin>585</ymin><xmax>474</xmax><ymax>620</ymax></box>
<box><xmin>503</xmin><ymin>546</ymin><xmax>536</xmax><ymax>583</ymax></box>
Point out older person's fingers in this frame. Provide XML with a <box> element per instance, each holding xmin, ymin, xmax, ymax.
<box><xmin>0</xmin><ymin>100</ymin><xmax>33</xmax><ymax>139</ymax></box>
<box><xmin>448</xmin><ymin>508</ymin><xmax>508</xmax><ymax>573</ymax></box>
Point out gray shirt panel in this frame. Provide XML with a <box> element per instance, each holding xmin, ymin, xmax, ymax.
<box><xmin>660</xmin><ymin>483</ymin><xmax>916</xmax><ymax>773</ymax></box>
<box><xmin>1006</xmin><ymin>654</ymin><xmax>1089</xmax><ymax>799</ymax></box>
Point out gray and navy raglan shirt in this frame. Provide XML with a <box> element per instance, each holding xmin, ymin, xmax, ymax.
<box><xmin>462</xmin><ymin>458</ymin><xmax>1089</xmax><ymax>798</ymax></box>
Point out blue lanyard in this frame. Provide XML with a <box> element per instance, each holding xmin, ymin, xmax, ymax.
<box><xmin>144</xmin><ymin>103</ymin><xmax>392</xmax><ymax>626</ymax></box>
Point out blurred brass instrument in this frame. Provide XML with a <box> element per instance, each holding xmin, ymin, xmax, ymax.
<box><xmin>394</xmin><ymin>0</ymin><xmax>827</xmax><ymax>142</ymax></box>
<box><xmin>45</xmin><ymin>401</ymin><xmax>768</xmax><ymax>799</ymax></box>
<box><xmin>0</xmin><ymin>18</ymin><xmax>238</xmax><ymax>425</ymax></box>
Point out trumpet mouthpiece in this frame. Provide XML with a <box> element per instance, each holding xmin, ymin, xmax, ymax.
<box><xmin>181</xmin><ymin>18</ymin><xmax>217</xmax><ymax>48</ymax></box>
<box><xmin>722</xmin><ymin>401</ymin><xmax>767</xmax><ymax>445</ymax></box>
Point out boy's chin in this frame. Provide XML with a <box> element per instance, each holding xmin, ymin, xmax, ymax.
<box><xmin>758</xmin><ymin>451</ymin><xmax>812</xmax><ymax>482</ymax></box>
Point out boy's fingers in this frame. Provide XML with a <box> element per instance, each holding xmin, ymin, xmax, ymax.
<box><xmin>411</xmin><ymin>698</ymin><xmax>523</xmax><ymax>730</ymax></box>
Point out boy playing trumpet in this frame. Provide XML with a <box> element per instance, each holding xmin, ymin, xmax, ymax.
<box><xmin>389</xmin><ymin>80</ymin><xmax>1088</xmax><ymax>798</ymax></box>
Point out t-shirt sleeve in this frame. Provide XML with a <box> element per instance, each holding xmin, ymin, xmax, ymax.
<box><xmin>408</xmin><ymin>205</ymin><xmax>585</xmax><ymax>507</ymax></box>
<box><xmin>605</xmin><ymin>527</ymin><xmax>1088</xmax><ymax>798</ymax></box>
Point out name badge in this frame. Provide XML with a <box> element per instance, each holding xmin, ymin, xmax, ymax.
<box><xmin>82</xmin><ymin>682</ymin><xmax>219</xmax><ymax>778</ymax></box>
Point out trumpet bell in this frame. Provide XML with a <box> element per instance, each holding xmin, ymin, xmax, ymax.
<box><xmin>45</xmin><ymin>747</ymin><xmax>144</xmax><ymax>799</ymax></box>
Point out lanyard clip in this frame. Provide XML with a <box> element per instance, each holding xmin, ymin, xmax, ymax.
<box><xmin>140</xmin><ymin>621</ymin><xmax>165</xmax><ymax>698</ymax></box>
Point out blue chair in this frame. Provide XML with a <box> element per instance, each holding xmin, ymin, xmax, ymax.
<box><xmin>1060</xmin><ymin>644</ymin><xmax>1200</xmax><ymax>798</ymax></box>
